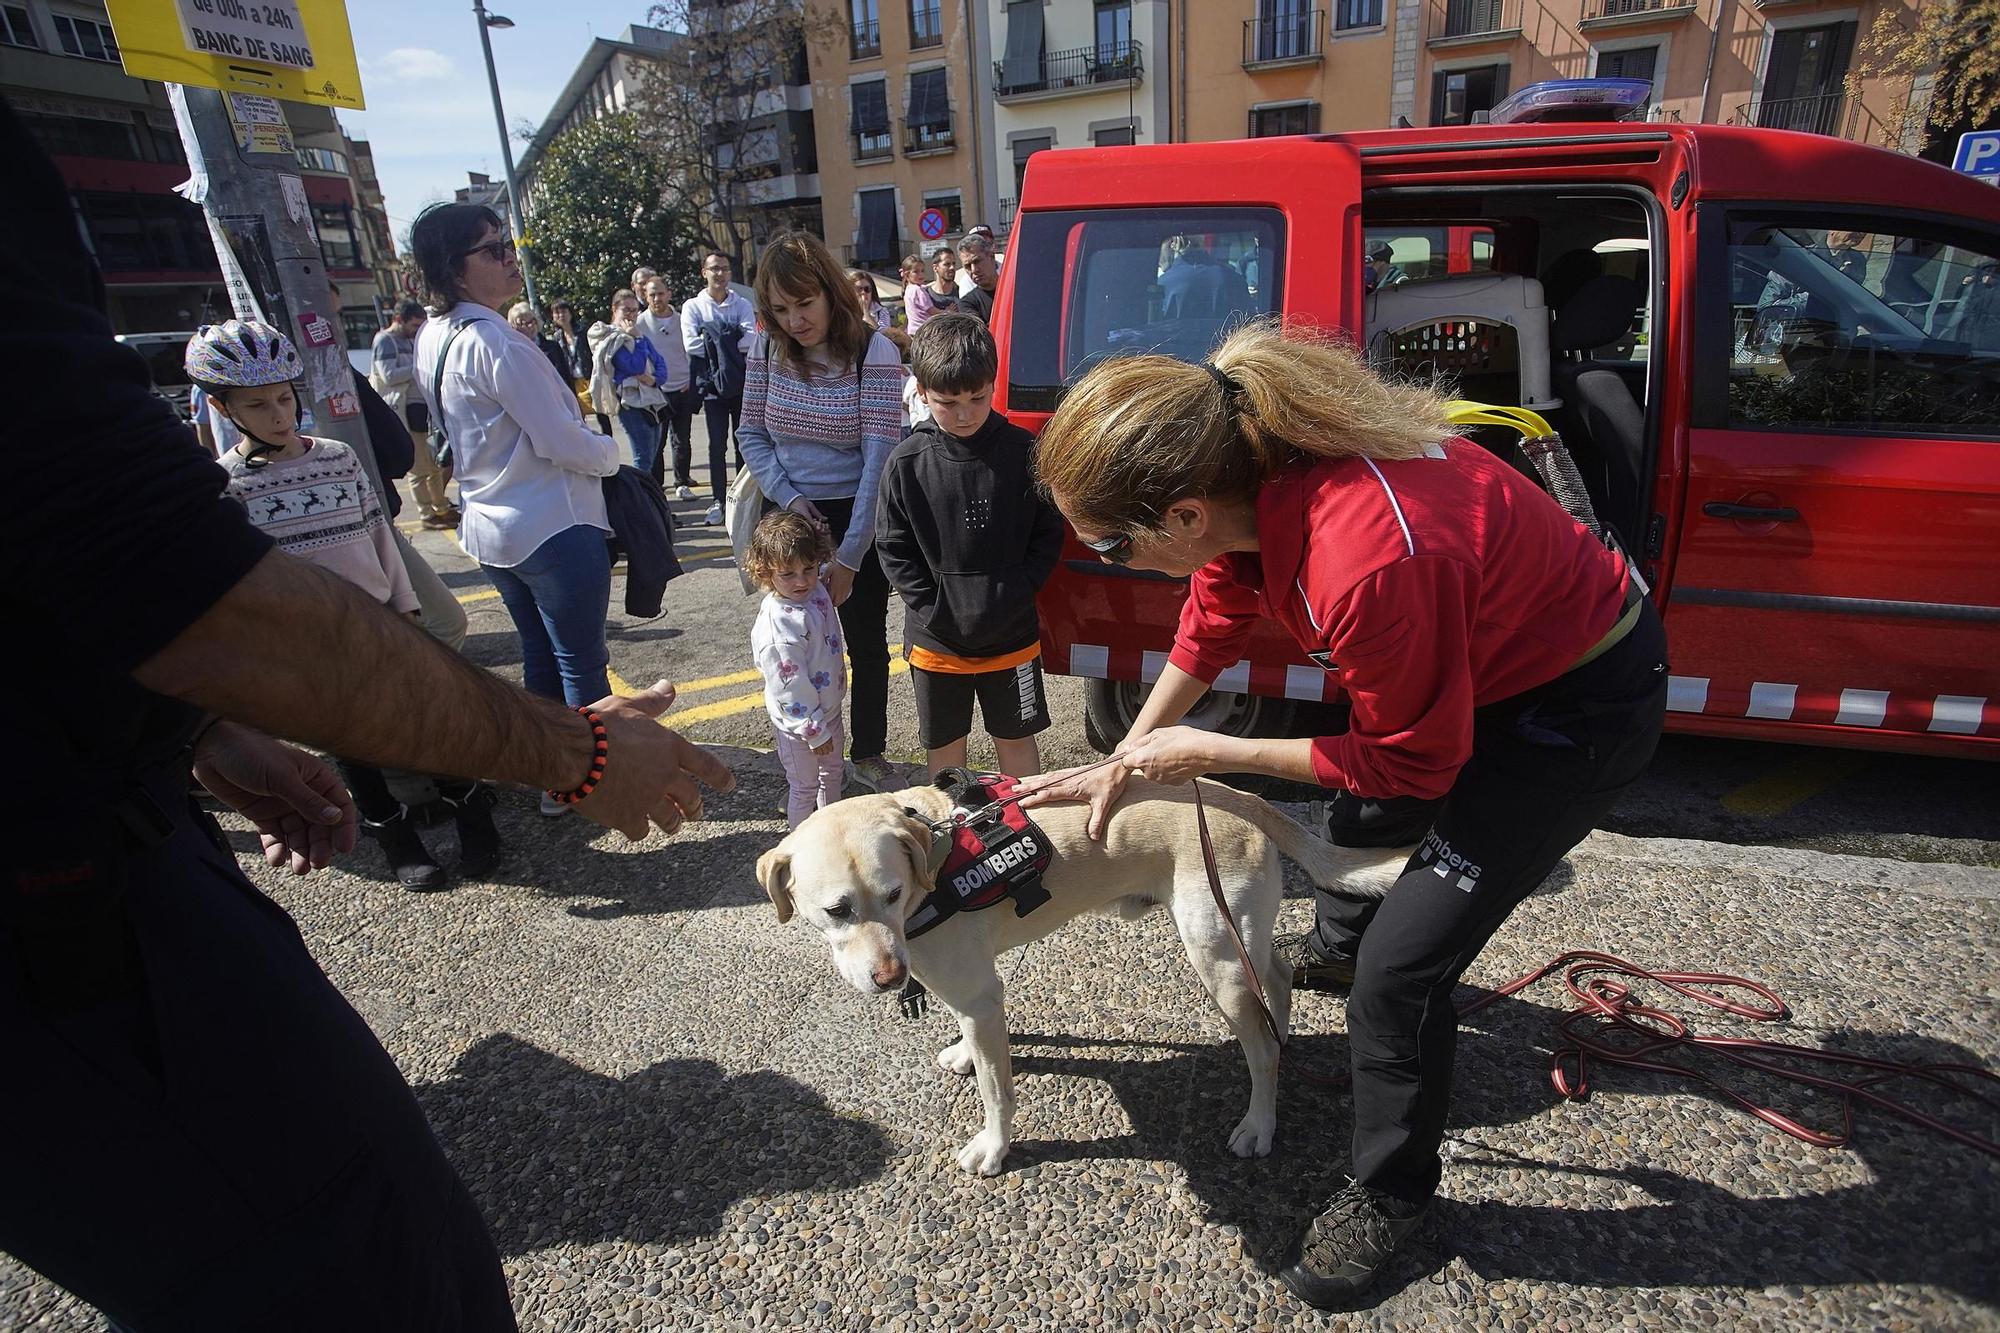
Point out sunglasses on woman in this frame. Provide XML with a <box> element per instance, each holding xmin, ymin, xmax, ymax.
<box><xmin>1080</xmin><ymin>530</ymin><xmax>1135</xmax><ymax>565</ymax></box>
<box><xmin>462</xmin><ymin>237</ymin><xmax>517</xmax><ymax>263</ymax></box>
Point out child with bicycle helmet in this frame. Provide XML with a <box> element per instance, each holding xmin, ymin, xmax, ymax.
<box><xmin>185</xmin><ymin>320</ymin><xmax>502</xmax><ymax>890</ymax></box>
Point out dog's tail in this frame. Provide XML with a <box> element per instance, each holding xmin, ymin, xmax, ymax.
<box><xmin>1222</xmin><ymin>784</ymin><xmax>1408</xmax><ymax>900</ymax></box>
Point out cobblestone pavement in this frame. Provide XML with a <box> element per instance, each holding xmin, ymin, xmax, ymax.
<box><xmin>5</xmin><ymin>431</ymin><xmax>1997</xmax><ymax>1331</ymax></box>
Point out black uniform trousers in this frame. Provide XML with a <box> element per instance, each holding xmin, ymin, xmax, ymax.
<box><xmin>0</xmin><ymin>764</ymin><xmax>514</xmax><ymax>1331</ymax></box>
<box><xmin>1316</xmin><ymin>601</ymin><xmax>1669</xmax><ymax>1205</ymax></box>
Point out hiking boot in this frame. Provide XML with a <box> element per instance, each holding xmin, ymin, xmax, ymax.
<box><xmin>1280</xmin><ymin>1181</ymin><xmax>1428</xmax><ymax>1311</ymax></box>
<box><xmin>446</xmin><ymin>783</ymin><xmax>502</xmax><ymax>878</ymax></box>
<box><xmin>363</xmin><ymin>806</ymin><xmax>446</xmax><ymax>892</ymax></box>
<box><xmin>1274</xmin><ymin>931</ymin><xmax>1357</xmax><ymax>992</ymax></box>
<box><xmin>849</xmin><ymin>756</ymin><xmax>905</xmax><ymax>793</ymax></box>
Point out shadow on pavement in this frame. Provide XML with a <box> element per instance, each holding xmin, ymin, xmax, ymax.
<box><xmin>999</xmin><ymin>988</ymin><xmax>1999</xmax><ymax>1305</ymax></box>
<box><xmin>417</xmin><ymin>1033</ymin><xmax>893</xmax><ymax>1258</ymax></box>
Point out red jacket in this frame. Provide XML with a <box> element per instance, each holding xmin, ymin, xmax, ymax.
<box><xmin>1166</xmin><ymin>439</ymin><xmax>1630</xmax><ymax>800</ymax></box>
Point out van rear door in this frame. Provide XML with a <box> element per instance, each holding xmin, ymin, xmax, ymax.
<box><xmin>997</xmin><ymin>139</ymin><xmax>1363</xmax><ymax>715</ymax></box>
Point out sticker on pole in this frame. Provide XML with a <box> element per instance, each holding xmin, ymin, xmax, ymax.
<box><xmin>919</xmin><ymin>208</ymin><xmax>948</xmax><ymax>241</ymax></box>
<box><xmin>1952</xmin><ymin>130</ymin><xmax>2000</xmax><ymax>186</ymax></box>
<box><xmin>103</xmin><ymin>0</ymin><xmax>366</xmax><ymax>110</ymax></box>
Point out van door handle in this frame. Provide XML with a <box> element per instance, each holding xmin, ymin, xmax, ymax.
<box><xmin>1703</xmin><ymin>502</ymin><xmax>1800</xmax><ymax>522</ymax></box>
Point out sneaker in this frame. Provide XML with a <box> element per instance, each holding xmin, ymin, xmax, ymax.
<box><xmin>361</xmin><ymin>806</ymin><xmax>447</xmax><ymax>892</ymax></box>
<box><xmin>675</xmin><ymin>484</ymin><xmax>696</xmax><ymax>501</ymax></box>
<box><xmin>538</xmin><ymin>791</ymin><xmax>573</xmax><ymax>818</ymax></box>
<box><xmin>848</xmin><ymin>756</ymin><xmax>905</xmax><ymax>793</ymax></box>
<box><xmin>704</xmin><ymin>502</ymin><xmax>723</xmax><ymax>526</ymax></box>
<box><xmin>1280</xmin><ymin>1181</ymin><xmax>1428</xmax><ymax>1311</ymax></box>
<box><xmin>1273</xmin><ymin>931</ymin><xmax>1357</xmax><ymax>992</ymax></box>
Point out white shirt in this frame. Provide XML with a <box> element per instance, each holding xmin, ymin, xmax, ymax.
<box><xmin>751</xmin><ymin>583</ymin><xmax>846</xmax><ymax>743</ymax></box>
<box><xmin>637</xmin><ymin>307</ymin><xmax>691</xmax><ymax>392</ymax></box>
<box><xmin>681</xmin><ymin>288</ymin><xmax>757</xmax><ymax>357</ymax></box>
<box><xmin>415</xmin><ymin>302</ymin><xmax>617</xmax><ymax>568</ymax></box>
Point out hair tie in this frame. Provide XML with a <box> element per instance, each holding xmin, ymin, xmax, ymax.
<box><xmin>1201</xmin><ymin>362</ymin><xmax>1242</xmax><ymax>413</ymax></box>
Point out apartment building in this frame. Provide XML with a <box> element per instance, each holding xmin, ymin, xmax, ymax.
<box><xmin>515</xmin><ymin>24</ymin><xmax>681</xmax><ymax>214</ymax></box>
<box><xmin>1183</xmin><ymin>0</ymin><xmax>1400</xmax><ymax>141</ymax></box>
<box><xmin>1</xmin><ymin>0</ymin><xmax>397</xmax><ymax>340</ymax></box>
<box><xmin>810</xmin><ymin>0</ymin><xmax>985</xmax><ymax>273</ymax></box>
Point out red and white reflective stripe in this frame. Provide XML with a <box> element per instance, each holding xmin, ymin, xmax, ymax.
<box><xmin>1055</xmin><ymin>643</ymin><xmax>1342</xmax><ymax>703</ymax></box>
<box><xmin>1667</xmin><ymin>676</ymin><xmax>1995</xmax><ymax>736</ymax></box>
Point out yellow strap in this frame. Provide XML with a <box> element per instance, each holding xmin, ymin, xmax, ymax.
<box><xmin>1443</xmin><ymin>399</ymin><xmax>1554</xmax><ymax>439</ymax></box>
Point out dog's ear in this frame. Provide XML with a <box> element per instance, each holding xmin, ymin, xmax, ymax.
<box><xmin>756</xmin><ymin>840</ymin><xmax>795</xmax><ymax>923</ymax></box>
<box><xmin>895</xmin><ymin>810</ymin><xmax>938</xmax><ymax>897</ymax></box>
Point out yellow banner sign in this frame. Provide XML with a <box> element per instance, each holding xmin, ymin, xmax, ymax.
<box><xmin>104</xmin><ymin>0</ymin><xmax>365</xmax><ymax>110</ymax></box>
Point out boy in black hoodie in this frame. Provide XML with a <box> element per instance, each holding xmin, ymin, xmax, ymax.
<box><xmin>877</xmin><ymin>314</ymin><xmax>1065</xmax><ymax>779</ymax></box>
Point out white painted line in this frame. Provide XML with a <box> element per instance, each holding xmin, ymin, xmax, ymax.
<box><xmin>1141</xmin><ymin>650</ymin><xmax>1168</xmax><ymax>684</ymax></box>
<box><xmin>1929</xmin><ymin>695</ymin><xmax>1986</xmax><ymax>735</ymax></box>
<box><xmin>1285</xmin><ymin>664</ymin><xmax>1326</xmax><ymax>701</ymax></box>
<box><xmin>1746</xmin><ymin>682</ymin><xmax>1797</xmax><ymax>720</ymax></box>
<box><xmin>1214</xmin><ymin>660</ymin><xmax>1252</xmax><ymax>694</ymax></box>
<box><xmin>1835</xmin><ymin>688</ymin><xmax>1889</xmax><ymax>727</ymax></box>
<box><xmin>1068</xmin><ymin>644</ymin><xmax>1108</xmax><ymax>679</ymax></box>
<box><xmin>1666</xmin><ymin>675</ymin><xmax>1709</xmax><ymax>713</ymax></box>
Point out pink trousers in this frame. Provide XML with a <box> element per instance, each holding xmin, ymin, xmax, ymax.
<box><xmin>774</xmin><ymin>716</ymin><xmax>846</xmax><ymax>828</ymax></box>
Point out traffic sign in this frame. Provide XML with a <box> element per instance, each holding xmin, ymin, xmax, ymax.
<box><xmin>919</xmin><ymin>208</ymin><xmax>948</xmax><ymax>241</ymax></box>
<box><xmin>104</xmin><ymin>0</ymin><xmax>365</xmax><ymax>110</ymax></box>
<box><xmin>1952</xmin><ymin>129</ymin><xmax>2000</xmax><ymax>185</ymax></box>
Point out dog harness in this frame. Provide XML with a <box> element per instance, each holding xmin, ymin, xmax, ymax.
<box><xmin>904</xmin><ymin>769</ymin><xmax>1052</xmax><ymax>939</ymax></box>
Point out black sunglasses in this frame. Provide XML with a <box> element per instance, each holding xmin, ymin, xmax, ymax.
<box><xmin>1080</xmin><ymin>530</ymin><xmax>1135</xmax><ymax>565</ymax></box>
<box><xmin>461</xmin><ymin>237</ymin><xmax>517</xmax><ymax>263</ymax></box>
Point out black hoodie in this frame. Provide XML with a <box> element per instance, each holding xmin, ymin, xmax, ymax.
<box><xmin>875</xmin><ymin>410</ymin><xmax>1065</xmax><ymax>662</ymax></box>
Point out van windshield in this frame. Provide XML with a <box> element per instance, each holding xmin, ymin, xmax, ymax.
<box><xmin>1006</xmin><ymin>208</ymin><xmax>1284</xmax><ymax>411</ymax></box>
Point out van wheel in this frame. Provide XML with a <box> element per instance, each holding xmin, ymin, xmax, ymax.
<box><xmin>1082</xmin><ymin>678</ymin><xmax>1295</xmax><ymax>754</ymax></box>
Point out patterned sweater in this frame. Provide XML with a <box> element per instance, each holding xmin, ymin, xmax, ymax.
<box><xmin>751</xmin><ymin>583</ymin><xmax>847</xmax><ymax>743</ymax></box>
<box><xmin>737</xmin><ymin>331</ymin><xmax>904</xmax><ymax>570</ymax></box>
<box><xmin>219</xmin><ymin>438</ymin><xmax>417</xmax><ymax>614</ymax></box>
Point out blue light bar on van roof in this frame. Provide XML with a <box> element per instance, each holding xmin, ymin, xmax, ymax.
<box><xmin>1487</xmin><ymin>78</ymin><xmax>1654</xmax><ymax>125</ymax></box>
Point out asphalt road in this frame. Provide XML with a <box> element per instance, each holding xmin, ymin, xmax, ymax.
<box><xmin>3</xmin><ymin>418</ymin><xmax>1995</xmax><ymax>1332</ymax></box>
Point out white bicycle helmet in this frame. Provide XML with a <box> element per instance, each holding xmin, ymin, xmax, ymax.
<box><xmin>184</xmin><ymin>319</ymin><xmax>304</xmax><ymax>390</ymax></box>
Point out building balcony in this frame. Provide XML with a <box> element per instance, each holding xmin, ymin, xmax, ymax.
<box><xmin>851</xmin><ymin>17</ymin><xmax>880</xmax><ymax>59</ymax></box>
<box><xmin>851</xmin><ymin>130</ymin><xmax>894</xmax><ymax>162</ymax></box>
<box><xmin>1243</xmin><ymin>11</ymin><xmax>1325</xmax><ymax>68</ymax></box>
<box><xmin>1426</xmin><ymin>0</ymin><xmax>1521</xmax><ymax>45</ymax></box>
<box><xmin>294</xmin><ymin>145</ymin><xmax>349</xmax><ymax>175</ymax></box>
<box><xmin>909</xmin><ymin>2</ymin><xmax>943</xmax><ymax>48</ymax></box>
<box><xmin>1730</xmin><ymin>92</ymin><xmax>1856</xmax><ymax>139</ymax></box>
<box><xmin>903</xmin><ymin>120</ymin><xmax>955</xmax><ymax>155</ymax></box>
<box><xmin>1579</xmin><ymin>0</ymin><xmax>1697</xmax><ymax>23</ymax></box>
<box><xmin>994</xmin><ymin>40</ymin><xmax>1143</xmax><ymax>102</ymax></box>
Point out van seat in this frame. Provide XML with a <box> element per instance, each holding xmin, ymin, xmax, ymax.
<box><xmin>1364</xmin><ymin>273</ymin><xmax>1555</xmax><ymax>410</ymax></box>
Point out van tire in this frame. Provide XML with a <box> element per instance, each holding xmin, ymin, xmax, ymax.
<box><xmin>1082</xmin><ymin>678</ymin><xmax>1295</xmax><ymax>755</ymax></box>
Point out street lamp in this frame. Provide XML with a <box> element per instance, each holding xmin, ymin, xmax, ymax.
<box><xmin>472</xmin><ymin>0</ymin><xmax>537</xmax><ymax>308</ymax></box>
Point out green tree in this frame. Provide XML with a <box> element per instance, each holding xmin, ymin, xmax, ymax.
<box><xmin>521</xmin><ymin>111</ymin><xmax>709</xmax><ymax>322</ymax></box>
<box><xmin>1848</xmin><ymin>0</ymin><xmax>2000</xmax><ymax>152</ymax></box>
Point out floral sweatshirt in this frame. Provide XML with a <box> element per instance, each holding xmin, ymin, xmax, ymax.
<box><xmin>751</xmin><ymin>581</ymin><xmax>847</xmax><ymax>743</ymax></box>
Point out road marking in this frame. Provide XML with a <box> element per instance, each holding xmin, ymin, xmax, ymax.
<box><xmin>1719</xmin><ymin>750</ymin><xmax>1871</xmax><ymax>817</ymax></box>
<box><xmin>456</xmin><ymin>588</ymin><xmax>500</xmax><ymax>605</ymax></box>
<box><xmin>609</xmin><ymin>665</ymin><xmax>761</xmax><ymax>697</ymax></box>
<box><xmin>632</xmin><ymin>658</ymin><xmax>913</xmax><ymax>727</ymax></box>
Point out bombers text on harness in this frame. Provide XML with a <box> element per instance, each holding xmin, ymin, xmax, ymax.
<box><xmin>903</xmin><ymin>769</ymin><xmax>1052</xmax><ymax>939</ymax></box>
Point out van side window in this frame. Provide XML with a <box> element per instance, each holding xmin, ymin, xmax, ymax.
<box><xmin>1006</xmin><ymin>208</ymin><xmax>1283</xmax><ymax>411</ymax></box>
<box><xmin>1722</xmin><ymin>221</ymin><xmax>2000</xmax><ymax>435</ymax></box>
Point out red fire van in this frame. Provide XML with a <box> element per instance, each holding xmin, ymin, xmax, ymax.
<box><xmin>997</xmin><ymin>95</ymin><xmax>2000</xmax><ymax>758</ymax></box>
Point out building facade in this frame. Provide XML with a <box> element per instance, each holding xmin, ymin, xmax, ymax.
<box><xmin>515</xmin><ymin>24</ymin><xmax>681</xmax><ymax>214</ymax></box>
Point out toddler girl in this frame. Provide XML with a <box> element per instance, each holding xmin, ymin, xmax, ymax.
<box><xmin>748</xmin><ymin>509</ymin><xmax>848</xmax><ymax>827</ymax></box>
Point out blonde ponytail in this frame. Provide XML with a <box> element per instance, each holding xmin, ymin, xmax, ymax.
<box><xmin>1035</xmin><ymin>320</ymin><xmax>1454</xmax><ymax>536</ymax></box>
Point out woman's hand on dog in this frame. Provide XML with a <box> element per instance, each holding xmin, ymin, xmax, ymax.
<box><xmin>1018</xmin><ymin>754</ymin><xmax>1132</xmax><ymax>840</ymax></box>
<box><xmin>574</xmin><ymin>679</ymin><xmax>736</xmax><ymax>840</ymax></box>
<box><xmin>1117</xmin><ymin>726</ymin><xmax>1217</xmax><ymax>787</ymax></box>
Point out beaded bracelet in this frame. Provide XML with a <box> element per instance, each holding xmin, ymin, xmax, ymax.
<box><xmin>547</xmin><ymin>707</ymin><xmax>609</xmax><ymax>805</ymax></box>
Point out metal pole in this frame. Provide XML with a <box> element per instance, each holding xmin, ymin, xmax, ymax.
<box><xmin>473</xmin><ymin>0</ymin><xmax>538</xmax><ymax>309</ymax></box>
<box><xmin>173</xmin><ymin>85</ymin><xmax>374</xmax><ymax>464</ymax></box>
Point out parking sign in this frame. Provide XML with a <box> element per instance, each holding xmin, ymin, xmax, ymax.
<box><xmin>1952</xmin><ymin>129</ymin><xmax>2000</xmax><ymax>185</ymax></box>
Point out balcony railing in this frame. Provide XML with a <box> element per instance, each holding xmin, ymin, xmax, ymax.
<box><xmin>1731</xmin><ymin>91</ymin><xmax>1851</xmax><ymax>138</ymax></box>
<box><xmin>996</xmin><ymin>197</ymin><xmax>1018</xmax><ymax>241</ymax></box>
<box><xmin>909</xmin><ymin>1</ymin><xmax>943</xmax><ymax>48</ymax></box>
<box><xmin>994</xmin><ymin>40</ymin><xmax>1144</xmax><ymax>99</ymax></box>
<box><xmin>851</xmin><ymin>129</ymin><xmax>893</xmax><ymax>161</ymax></box>
<box><xmin>850</xmin><ymin>16</ymin><xmax>881</xmax><ymax>59</ymax></box>
<box><xmin>1243</xmin><ymin>10</ymin><xmax>1325</xmax><ymax>66</ymax></box>
<box><xmin>1581</xmin><ymin>0</ymin><xmax>1692</xmax><ymax>18</ymax></box>
<box><xmin>1429</xmin><ymin>0</ymin><xmax>1520</xmax><ymax>41</ymax></box>
<box><xmin>904</xmin><ymin>119</ymin><xmax>954</xmax><ymax>154</ymax></box>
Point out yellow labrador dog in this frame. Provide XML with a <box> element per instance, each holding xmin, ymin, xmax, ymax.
<box><xmin>756</xmin><ymin>777</ymin><xmax>1407</xmax><ymax>1176</ymax></box>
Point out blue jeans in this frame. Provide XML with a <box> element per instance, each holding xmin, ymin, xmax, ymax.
<box><xmin>481</xmin><ymin>523</ymin><xmax>612</xmax><ymax>706</ymax></box>
<box><xmin>619</xmin><ymin>406</ymin><xmax>663</xmax><ymax>484</ymax></box>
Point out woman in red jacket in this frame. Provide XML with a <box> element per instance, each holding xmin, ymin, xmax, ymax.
<box><xmin>1025</xmin><ymin>321</ymin><xmax>1668</xmax><ymax>1310</ymax></box>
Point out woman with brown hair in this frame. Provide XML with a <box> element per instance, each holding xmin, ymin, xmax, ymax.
<box><xmin>738</xmin><ymin>231</ymin><xmax>907</xmax><ymax>792</ymax></box>
<box><xmin>1023</xmin><ymin>320</ymin><xmax>1667</xmax><ymax>1310</ymax></box>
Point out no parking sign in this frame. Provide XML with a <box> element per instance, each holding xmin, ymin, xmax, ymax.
<box><xmin>919</xmin><ymin>208</ymin><xmax>948</xmax><ymax>241</ymax></box>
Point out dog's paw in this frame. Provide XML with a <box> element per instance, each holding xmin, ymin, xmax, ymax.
<box><xmin>936</xmin><ymin>1039</ymin><xmax>975</xmax><ymax>1077</ymax></box>
<box><xmin>956</xmin><ymin>1130</ymin><xmax>1009</xmax><ymax>1176</ymax></box>
<box><xmin>1228</xmin><ymin>1112</ymin><xmax>1276</xmax><ymax>1158</ymax></box>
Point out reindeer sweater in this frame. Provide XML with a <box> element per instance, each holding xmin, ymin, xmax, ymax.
<box><xmin>219</xmin><ymin>436</ymin><xmax>418</xmax><ymax>614</ymax></box>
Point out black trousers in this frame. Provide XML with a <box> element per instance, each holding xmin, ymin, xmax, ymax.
<box><xmin>658</xmin><ymin>387</ymin><xmax>699</xmax><ymax>491</ymax></box>
<box><xmin>1319</xmin><ymin>601</ymin><xmax>1669</xmax><ymax>1205</ymax></box>
<box><xmin>0</xmin><ymin>767</ymin><xmax>514</xmax><ymax>1331</ymax></box>
<box><xmin>769</xmin><ymin>493</ymin><xmax>891</xmax><ymax>762</ymax></box>
<box><xmin>338</xmin><ymin>758</ymin><xmax>477</xmax><ymax>823</ymax></box>
<box><xmin>702</xmin><ymin>393</ymin><xmax>743</xmax><ymax>473</ymax></box>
